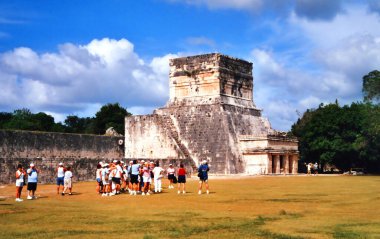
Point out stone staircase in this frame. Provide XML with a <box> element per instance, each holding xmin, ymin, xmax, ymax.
<box><xmin>158</xmin><ymin>114</ymin><xmax>197</xmax><ymax>169</ymax></box>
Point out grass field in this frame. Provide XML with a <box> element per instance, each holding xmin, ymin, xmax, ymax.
<box><xmin>1</xmin><ymin>175</ymin><xmax>380</xmax><ymax>239</ymax></box>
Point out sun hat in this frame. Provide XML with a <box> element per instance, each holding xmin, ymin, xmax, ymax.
<box><xmin>59</xmin><ymin>162</ymin><xmax>63</xmax><ymax>166</ymax></box>
<box><xmin>30</xmin><ymin>163</ymin><xmax>35</xmax><ymax>167</ymax></box>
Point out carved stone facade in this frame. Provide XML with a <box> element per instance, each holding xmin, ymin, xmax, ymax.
<box><xmin>125</xmin><ymin>53</ymin><xmax>298</xmax><ymax>174</ymax></box>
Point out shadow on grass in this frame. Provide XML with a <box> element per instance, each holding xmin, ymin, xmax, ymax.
<box><xmin>163</xmin><ymin>216</ymin><xmax>304</xmax><ymax>239</ymax></box>
<box><xmin>332</xmin><ymin>222</ymin><xmax>380</xmax><ymax>239</ymax></box>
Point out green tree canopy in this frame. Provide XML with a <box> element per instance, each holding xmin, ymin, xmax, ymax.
<box><xmin>363</xmin><ymin>70</ymin><xmax>380</xmax><ymax>103</ymax></box>
<box><xmin>93</xmin><ymin>103</ymin><xmax>131</xmax><ymax>135</ymax></box>
<box><xmin>64</xmin><ymin>115</ymin><xmax>94</xmax><ymax>134</ymax></box>
<box><xmin>292</xmin><ymin>102</ymin><xmax>380</xmax><ymax>173</ymax></box>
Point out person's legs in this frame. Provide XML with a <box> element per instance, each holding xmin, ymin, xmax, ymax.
<box><xmin>146</xmin><ymin>182</ymin><xmax>150</xmax><ymax>195</ymax></box>
<box><xmin>205</xmin><ymin>181</ymin><xmax>209</xmax><ymax>194</ymax></box>
<box><xmin>183</xmin><ymin>183</ymin><xmax>186</xmax><ymax>194</ymax></box>
<box><xmin>16</xmin><ymin>186</ymin><xmax>20</xmax><ymax>199</ymax></box>
<box><xmin>154</xmin><ymin>178</ymin><xmax>158</xmax><ymax>192</ymax></box>
<box><xmin>158</xmin><ymin>179</ymin><xmax>162</xmax><ymax>192</ymax></box>
<box><xmin>198</xmin><ymin>181</ymin><xmax>203</xmax><ymax>194</ymax></box>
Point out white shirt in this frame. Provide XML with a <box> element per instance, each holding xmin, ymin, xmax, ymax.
<box><xmin>57</xmin><ymin>167</ymin><xmax>65</xmax><ymax>177</ymax></box>
<box><xmin>167</xmin><ymin>167</ymin><xmax>175</xmax><ymax>175</ymax></box>
<box><xmin>115</xmin><ymin>165</ymin><xmax>123</xmax><ymax>178</ymax></box>
<box><xmin>152</xmin><ymin>167</ymin><xmax>164</xmax><ymax>179</ymax></box>
<box><xmin>64</xmin><ymin>171</ymin><xmax>72</xmax><ymax>179</ymax></box>
<box><xmin>16</xmin><ymin>170</ymin><xmax>24</xmax><ymax>183</ymax></box>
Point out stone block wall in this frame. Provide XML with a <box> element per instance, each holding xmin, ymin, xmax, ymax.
<box><xmin>0</xmin><ymin>130</ymin><xmax>123</xmax><ymax>184</ymax></box>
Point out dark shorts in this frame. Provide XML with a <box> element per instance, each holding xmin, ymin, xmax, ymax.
<box><xmin>199</xmin><ymin>176</ymin><xmax>208</xmax><ymax>182</ymax></box>
<box><xmin>27</xmin><ymin>182</ymin><xmax>37</xmax><ymax>191</ymax></box>
<box><xmin>130</xmin><ymin>174</ymin><xmax>139</xmax><ymax>184</ymax></box>
<box><xmin>178</xmin><ymin>175</ymin><xmax>186</xmax><ymax>183</ymax></box>
<box><xmin>56</xmin><ymin>177</ymin><xmax>64</xmax><ymax>186</ymax></box>
<box><xmin>112</xmin><ymin>177</ymin><xmax>121</xmax><ymax>184</ymax></box>
<box><xmin>168</xmin><ymin>174</ymin><xmax>175</xmax><ymax>180</ymax></box>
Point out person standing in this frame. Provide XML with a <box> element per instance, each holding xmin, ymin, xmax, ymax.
<box><xmin>152</xmin><ymin>162</ymin><xmax>164</xmax><ymax>193</ymax></box>
<box><xmin>313</xmin><ymin>162</ymin><xmax>319</xmax><ymax>175</ymax></box>
<box><xmin>96</xmin><ymin>163</ymin><xmax>103</xmax><ymax>194</ymax></box>
<box><xmin>142</xmin><ymin>162</ymin><xmax>151</xmax><ymax>196</ymax></box>
<box><xmin>130</xmin><ymin>160</ymin><xmax>140</xmax><ymax>195</ymax></box>
<box><xmin>102</xmin><ymin>163</ymin><xmax>111</xmax><ymax>196</ymax></box>
<box><xmin>56</xmin><ymin>162</ymin><xmax>66</xmax><ymax>195</ymax></box>
<box><xmin>167</xmin><ymin>164</ymin><xmax>175</xmax><ymax>189</ymax></box>
<box><xmin>15</xmin><ymin>164</ymin><xmax>26</xmax><ymax>202</ymax></box>
<box><xmin>198</xmin><ymin>160</ymin><xmax>210</xmax><ymax>195</ymax></box>
<box><xmin>307</xmin><ymin>163</ymin><xmax>312</xmax><ymax>175</ymax></box>
<box><xmin>112</xmin><ymin>160</ymin><xmax>123</xmax><ymax>195</ymax></box>
<box><xmin>177</xmin><ymin>163</ymin><xmax>186</xmax><ymax>194</ymax></box>
<box><xmin>63</xmin><ymin>166</ymin><xmax>73</xmax><ymax>195</ymax></box>
<box><xmin>27</xmin><ymin>163</ymin><xmax>38</xmax><ymax>200</ymax></box>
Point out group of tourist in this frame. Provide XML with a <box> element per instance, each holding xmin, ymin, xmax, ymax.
<box><xmin>14</xmin><ymin>159</ymin><xmax>210</xmax><ymax>202</ymax></box>
<box><xmin>15</xmin><ymin>162</ymin><xmax>73</xmax><ymax>202</ymax></box>
<box><xmin>95</xmin><ymin>159</ymin><xmax>210</xmax><ymax>196</ymax></box>
<box><xmin>306</xmin><ymin>162</ymin><xmax>319</xmax><ymax>175</ymax></box>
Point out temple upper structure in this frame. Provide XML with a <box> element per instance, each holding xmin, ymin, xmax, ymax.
<box><xmin>125</xmin><ymin>53</ymin><xmax>299</xmax><ymax>174</ymax></box>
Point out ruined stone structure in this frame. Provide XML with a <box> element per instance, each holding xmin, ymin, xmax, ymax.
<box><xmin>0</xmin><ymin>130</ymin><xmax>123</xmax><ymax>184</ymax></box>
<box><xmin>125</xmin><ymin>53</ymin><xmax>298</xmax><ymax>174</ymax></box>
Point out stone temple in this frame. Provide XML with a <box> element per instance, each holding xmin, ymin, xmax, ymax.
<box><xmin>125</xmin><ymin>53</ymin><xmax>299</xmax><ymax>174</ymax></box>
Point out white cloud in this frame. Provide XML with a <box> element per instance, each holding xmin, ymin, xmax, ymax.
<box><xmin>0</xmin><ymin>38</ymin><xmax>174</xmax><ymax>120</ymax></box>
<box><xmin>289</xmin><ymin>6</ymin><xmax>380</xmax><ymax>48</ymax></box>
<box><xmin>251</xmin><ymin>4</ymin><xmax>380</xmax><ymax>131</ymax></box>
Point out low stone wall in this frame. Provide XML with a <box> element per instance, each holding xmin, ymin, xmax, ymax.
<box><xmin>0</xmin><ymin>130</ymin><xmax>123</xmax><ymax>184</ymax></box>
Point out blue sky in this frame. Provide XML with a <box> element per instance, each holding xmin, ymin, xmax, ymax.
<box><xmin>1</xmin><ymin>0</ymin><xmax>380</xmax><ymax>131</ymax></box>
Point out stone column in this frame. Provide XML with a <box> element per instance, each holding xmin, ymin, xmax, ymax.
<box><xmin>274</xmin><ymin>155</ymin><xmax>280</xmax><ymax>174</ymax></box>
<box><xmin>288</xmin><ymin>156</ymin><xmax>293</xmax><ymax>174</ymax></box>
<box><xmin>267</xmin><ymin>154</ymin><xmax>272</xmax><ymax>174</ymax></box>
<box><xmin>292</xmin><ymin>154</ymin><xmax>299</xmax><ymax>174</ymax></box>
<box><xmin>284</xmin><ymin>154</ymin><xmax>289</xmax><ymax>174</ymax></box>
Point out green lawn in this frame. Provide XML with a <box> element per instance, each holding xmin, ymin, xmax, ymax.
<box><xmin>1</xmin><ymin>175</ymin><xmax>380</xmax><ymax>239</ymax></box>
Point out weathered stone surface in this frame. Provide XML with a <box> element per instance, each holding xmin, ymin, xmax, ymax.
<box><xmin>125</xmin><ymin>53</ymin><xmax>299</xmax><ymax>174</ymax></box>
<box><xmin>0</xmin><ymin>130</ymin><xmax>123</xmax><ymax>184</ymax></box>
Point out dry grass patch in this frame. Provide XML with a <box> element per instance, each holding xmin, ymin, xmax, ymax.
<box><xmin>0</xmin><ymin>176</ymin><xmax>379</xmax><ymax>238</ymax></box>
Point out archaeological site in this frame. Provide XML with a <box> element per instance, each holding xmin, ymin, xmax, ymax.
<box><xmin>125</xmin><ymin>53</ymin><xmax>299</xmax><ymax>174</ymax></box>
<box><xmin>0</xmin><ymin>53</ymin><xmax>299</xmax><ymax>184</ymax></box>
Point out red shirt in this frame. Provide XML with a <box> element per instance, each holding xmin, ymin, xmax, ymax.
<box><xmin>178</xmin><ymin>168</ymin><xmax>186</xmax><ymax>176</ymax></box>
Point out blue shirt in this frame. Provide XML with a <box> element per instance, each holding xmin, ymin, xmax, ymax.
<box><xmin>28</xmin><ymin>169</ymin><xmax>38</xmax><ymax>183</ymax></box>
<box><xmin>198</xmin><ymin>164</ymin><xmax>209</xmax><ymax>179</ymax></box>
<box><xmin>131</xmin><ymin>164</ymin><xmax>140</xmax><ymax>175</ymax></box>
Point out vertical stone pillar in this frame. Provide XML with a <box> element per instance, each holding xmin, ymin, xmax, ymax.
<box><xmin>274</xmin><ymin>155</ymin><xmax>280</xmax><ymax>174</ymax></box>
<box><xmin>288</xmin><ymin>156</ymin><xmax>293</xmax><ymax>174</ymax></box>
<box><xmin>267</xmin><ymin>154</ymin><xmax>272</xmax><ymax>174</ymax></box>
<box><xmin>292</xmin><ymin>154</ymin><xmax>299</xmax><ymax>174</ymax></box>
<box><xmin>284</xmin><ymin>154</ymin><xmax>289</xmax><ymax>174</ymax></box>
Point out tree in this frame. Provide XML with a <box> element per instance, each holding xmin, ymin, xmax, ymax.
<box><xmin>33</xmin><ymin>112</ymin><xmax>55</xmax><ymax>131</ymax></box>
<box><xmin>64</xmin><ymin>115</ymin><xmax>94</xmax><ymax>134</ymax></box>
<box><xmin>93</xmin><ymin>103</ymin><xmax>131</xmax><ymax>135</ymax></box>
<box><xmin>0</xmin><ymin>112</ymin><xmax>13</xmax><ymax>128</ymax></box>
<box><xmin>291</xmin><ymin>102</ymin><xmax>380</xmax><ymax>173</ymax></box>
<box><xmin>363</xmin><ymin>70</ymin><xmax>380</xmax><ymax>103</ymax></box>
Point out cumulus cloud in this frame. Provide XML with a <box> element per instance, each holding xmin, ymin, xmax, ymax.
<box><xmin>251</xmin><ymin>5</ymin><xmax>380</xmax><ymax>130</ymax></box>
<box><xmin>0</xmin><ymin>38</ymin><xmax>175</xmax><ymax>121</ymax></box>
